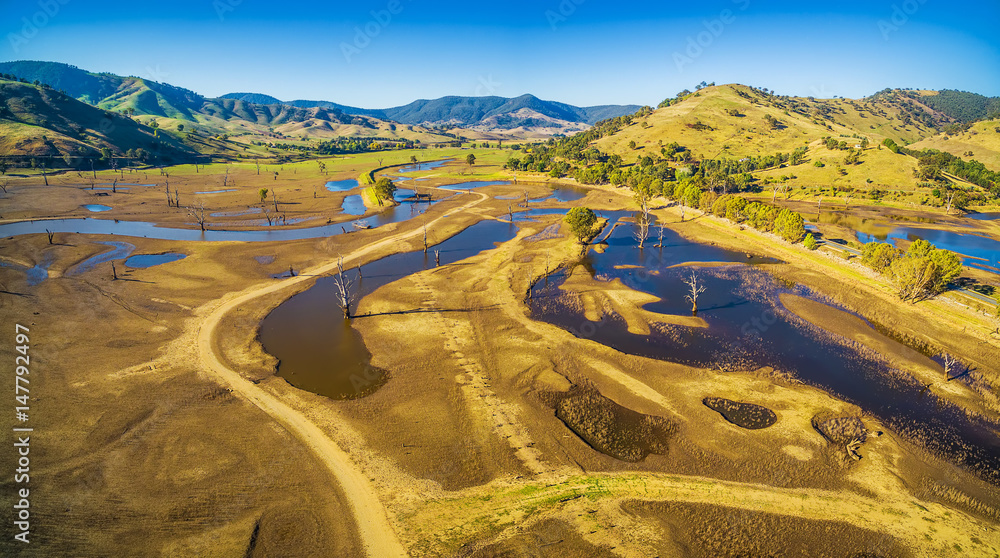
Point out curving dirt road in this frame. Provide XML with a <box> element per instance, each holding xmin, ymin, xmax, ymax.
<box><xmin>195</xmin><ymin>190</ymin><xmax>490</xmax><ymax>558</ymax></box>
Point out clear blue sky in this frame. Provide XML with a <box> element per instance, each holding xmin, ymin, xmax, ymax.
<box><xmin>3</xmin><ymin>0</ymin><xmax>998</xmax><ymax>107</ymax></box>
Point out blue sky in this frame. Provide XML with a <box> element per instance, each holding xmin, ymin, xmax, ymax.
<box><xmin>2</xmin><ymin>0</ymin><xmax>998</xmax><ymax>107</ymax></box>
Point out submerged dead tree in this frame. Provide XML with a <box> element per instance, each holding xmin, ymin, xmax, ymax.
<box><xmin>333</xmin><ymin>256</ymin><xmax>358</xmax><ymax>318</ymax></box>
<box><xmin>633</xmin><ymin>209</ymin><xmax>650</xmax><ymax>249</ymax></box>
<box><xmin>188</xmin><ymin>201</ymin><xmax>208</xmax><ymax>232</ymax></box>
<box><xmin>942</xmin><ymin>353</ymin><xmax>959</xmax><ymax>380</ymax></box>
<box><xmin>684</xmin><ymin>269</ymin><xmax>707</xmax><ymax>315</ymax></box>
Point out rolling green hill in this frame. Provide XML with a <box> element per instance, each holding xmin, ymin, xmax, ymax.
<box><xmin>592</xmin><ymin>84</ymin><xmax>945</xmax><ymax>163</ymax></box>
<box><xmin>0</xmin><ymin>61</ymin><xmax>453</xmax><ymax>145</ymax></box>
<box><xmin>0</xmin><ymin>78</ymin><xmax>194</xmax><ymax>166</ymax></box>
<box><xmin>909</xmin><ymin>120</ymin><xmax>1000</xmax><ymax>172</ymax></box>
<box><xmin>518</xmin><ymin>84</ymin><xmax>994</xmax><ymax>208</ymax></box>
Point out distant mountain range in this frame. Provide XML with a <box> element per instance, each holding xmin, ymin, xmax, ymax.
<box><xmin>0</xmin><ymin>61</ymin><xmax>640</xmax><ymax>135</ymax></box>
<box><xmin>221</xmin><ymin>92</ymin><xmax>642</xmax><ymax>130</ymax></box>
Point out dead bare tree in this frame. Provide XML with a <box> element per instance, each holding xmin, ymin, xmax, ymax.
<box><xmin>174</xmin><ymin>188</ymin><xmax>180</xmax><ymax>208</ymax></box>
<box><xmin>771</xmin><ymin>182</ymin><xmax>787</xmax><ymax>203</ymax></box>
<box><xmin>223</xmin><ymin>165</ymin><xmax>230</xmax><ymax>188</ymax></box>
<box><xmin>0</xmin><ymin>178</ymin><xmax>8</xmax><ymax>193</ymax></box>
<box><xmin>684</xmin><ymin>269</ymin><xmax>707</xmax><ymax>315</ymax></box>
<box><xmin>508</xmin><ymin>204</ymin><xmax>513</xmax><ymax>222</ymax></box>
<box><xmin>633</xmin><ymin>210</ymin><xmax>650</xmax><ymax>249</ymax></box>
<box><xmin>188</xmin><ymin>201</ymin><xmax>208</xmax><ymax>232</ymax></box>
<box><xmin>272</xmin><ymin>189</ymin><xmax>279</xmax><ymax>213</ymax></box>
<box><xmin>656</xmin><ymin>224</ymin><xmax>665</xmax><ymax>248</ymax></box>
<box><xmin>255</xmin><ymin>159</ymin><xmax>260</xmax><ymax>175</ymax></box>
<box><xmin>942</xmin><ymin>353</ymin><xmax>959</xmax><ymax>380</ymax></box>
<box><xmin>526</xmin><ymin>264</ymin><xmax>534</xmax><ymax>299</ymax></box>
<box><xmin>111</xmin><ymin>262</ymin><xmax>118</xmax><ymax>280</ymax></box>
<box><xmin>45</xmin><ymin>229</ymin><xmax>53</xmax><ymax>244</ymax></box>
<box><xmin>434</xmin><ymin>250</ymin><xmax>440</xmax><ymax>266</ymax></box>
<box><xmin>262</xmin><ymin>205</ymin><xmax>273</xmax><ymax>226</ymax></box>
<box><xmin>332</xmin><ymin>257</ymin><xmax>357</xmax><ymax>319</ymax></box>
<box><xmin>944</xmin><ymin>191</ymin><xmax>955</xmax><ymax>215</ymax></box>
<box><xmin>422</xmin><ymin>225</ymin><xmax>428</xmax><ymax>253</ymax></box>
<box><xmin>40</xmin><ymin>159</ymin><xmax>48</xmax><ymax>186</ymax></box>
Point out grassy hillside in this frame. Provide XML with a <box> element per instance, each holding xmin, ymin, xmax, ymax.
<box><xmin>593</xmin><ymin>84</ymin><xmax>941</xmax><ymax>162</ymax></box>
<box><xmin>752</xmin><ymin>138</ymin><xmax>924</xmax><ymax>190</ymax></box>
<box><xmin>910</xmin><ymin>89</ymin><xmax>1000</xmax><ymax>123</ymax></box>
<box><xmin>0</xmin><ymin>79</ymin><xmax>193</xmax><ymax>165</ymax></box>
<box><xmin>909</xmin><ymin>119</ymin><xmax>1000</xmax><ymax>172</ymax></box>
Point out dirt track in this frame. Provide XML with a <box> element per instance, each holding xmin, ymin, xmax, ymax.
<box><xmin>195</xmin><ymin>189</ymin><xmax>491</xmax><ymax>557</ymax></box>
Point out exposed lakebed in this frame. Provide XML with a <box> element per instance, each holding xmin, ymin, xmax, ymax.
<box><xmin>259</xmin><ymin>219</ymin><xmax>520</xmax><ymax>399</ymax></box>
<box><xmin>529</xmin><ymin>215</ymin><xmax>1000</xmax><ymax>482</ymax></box>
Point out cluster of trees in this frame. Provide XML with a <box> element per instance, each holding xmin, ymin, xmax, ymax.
<box><xmin>700</xmin><ymin>147</ymin><xmax>807</xmax><ymax>177</ymax></box>
<box><xmin>314</xmin><ymin>137</ymin><xmax>414</xmax><ymax>155</ymax></box>
<box><xmin>556</xmin><ymin>112</ymin><xmax>638</xmax><ymax>156</ymax></box>
<box><xmin>0</xmin><ymin>73</ymin><xmax>52</xmax><ymax>89</ymax></box>
<box><xmin>657</xmin><ymin>88</ymin><xmax>698</xmax><ymax>108</ymax></box>
<box><xmin>707</xmin><ymin>195</ymin><xmax>807</xmax><ymax>243</ymax></box>
<box><xmin>861</xmin><ymin>239</ymin><xmax>962</xmax><ymax>302</ymax></box>
<box><xmin>660</xmin><ymin>142</ymin><xmax>692</xmax><ymax>162</ymax></box>
<box><xmin>122</xmin><ymin>148</ymin><xmax>151</xmax><ymax>162</ymax></box>
<box><xmin>626</xmin><ymin>175</ymin><xmax>806</xmax><ymax>244</ymax></box>
<box><xmin>824</xmin><ymin>137</ymin><xmax>856</xmax><ymax>150</ymax></box>
<box><xmin>901</xmin><ymin>147</ymin><xmax>999</xmax><ymax>197</ymax></box>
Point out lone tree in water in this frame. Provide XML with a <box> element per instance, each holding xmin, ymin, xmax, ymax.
<box><xmin>564</xmin><ymin>207</ymin><xmax>597</xmax><ymax>244</ymax></box>
<box><xmin>684</xmin><ymin>269</ymin><xmax>707</xmax><ymax>315</ymax></box>
<box><xmin>333</xmin><ymin>256</ymin><xmax>358</xmax><ymax>319</ymax></box>
<box><xmin>941</xmin><ymin>353</ymin><xmax>961</xmax><ymax>380</ymax></box>
<box><xmin>633</xmin><ymin>210</ymin><xmax>650</xmax><ymax>249</ymax></box>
